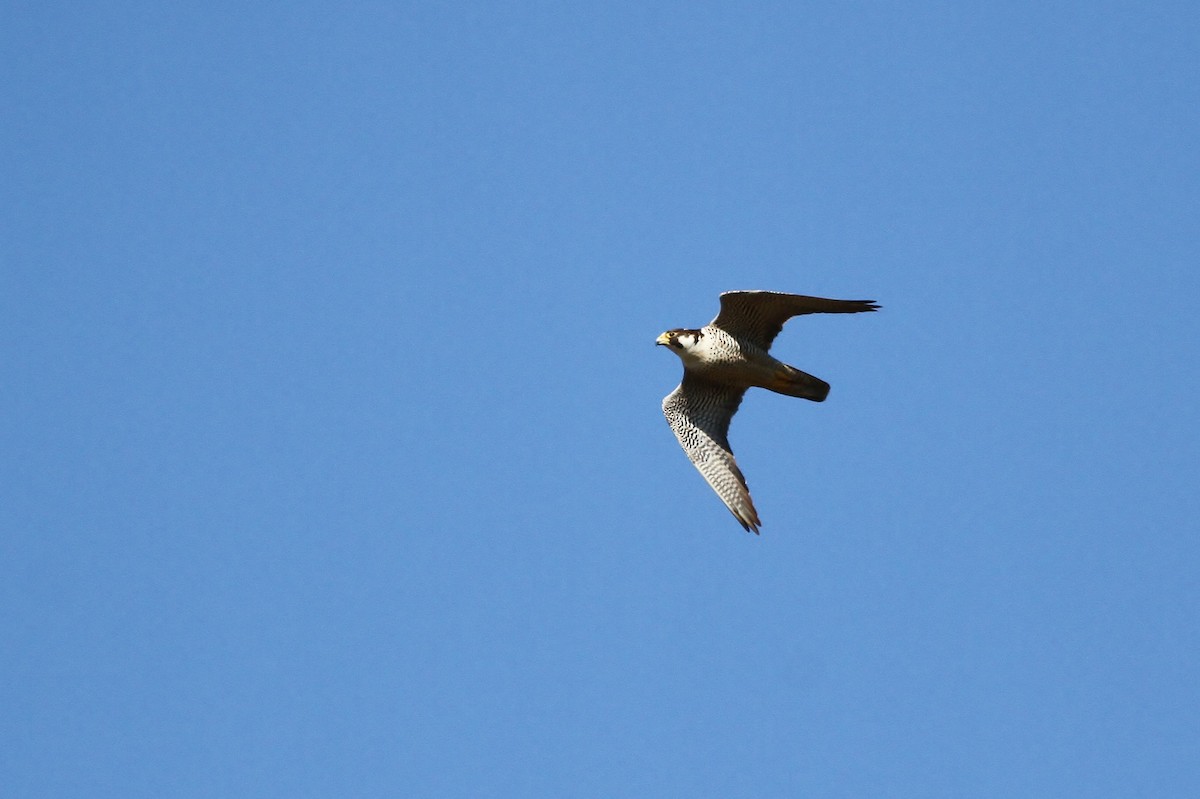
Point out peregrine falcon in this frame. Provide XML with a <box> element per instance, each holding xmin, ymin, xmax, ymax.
<box><xmin>656</xmin><ymin>290</ymin><xmax>878</xmax><ymax>534</ymax></box>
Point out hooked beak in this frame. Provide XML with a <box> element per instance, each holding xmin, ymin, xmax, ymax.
<box><xmin>655</xmin><ymin>332</ymin><xmax>671</xmax><ymax>346</ymax></box>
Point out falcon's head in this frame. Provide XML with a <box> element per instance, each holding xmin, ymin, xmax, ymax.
<box><xmin>656</xmin><ymin>329</ymin><xmax>703</xmax><ymax>352</ymax></box>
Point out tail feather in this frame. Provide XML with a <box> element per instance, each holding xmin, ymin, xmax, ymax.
<box><xmin>767</xmin><ymin>365</ymin><xmax>830</xmax><ymax>402</ymax></box>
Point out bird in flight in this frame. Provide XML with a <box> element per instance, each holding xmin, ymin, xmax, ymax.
<box><xmin>656</xmin><ymin>291</ymin><xmax>878</xmax><ymax>533</ymax></box>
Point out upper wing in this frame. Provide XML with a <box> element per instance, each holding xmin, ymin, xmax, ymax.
<box><xmin>661</xmin><ymin>374</ymin><xmax>760</xmax><ymax>533</ymax></box>
<box><xmin>711</xmin><ymin>290</ymin><xmax>879</xmax><ymax>350</ymax></box>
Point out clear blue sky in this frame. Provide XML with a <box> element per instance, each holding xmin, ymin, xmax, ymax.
<box><xmin>4</xmin><ymin>2</ymin><xmax>1198</xmax><ymax>796</ymax></box>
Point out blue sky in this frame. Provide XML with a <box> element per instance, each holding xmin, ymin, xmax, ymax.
<box><xmin>4</xmin><ymin>2</ymin><xmax>1199</xmax><ymax>796</ymax></box>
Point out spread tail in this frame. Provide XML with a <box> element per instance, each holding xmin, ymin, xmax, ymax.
<box><xmin>767</xmin><ymin>364</ymin><xmax>830</xmax><ymax>402</ymax></box>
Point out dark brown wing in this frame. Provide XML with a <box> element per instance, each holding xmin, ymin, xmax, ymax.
<box><xmin>710</xmin><ymin>291</ymin><xmax>879</xmax><ymax>350</ymax></box>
